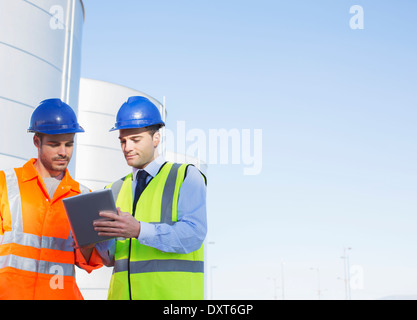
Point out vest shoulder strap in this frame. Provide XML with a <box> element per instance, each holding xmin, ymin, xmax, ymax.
<box><xmin>109</xmin><ymin>176</ymin><xmax>127</xmax><ymax>203</ymax></box>
<box><xmin>3</xmin><ymin>168</ymin><xmax>23</xmax><ymax>233</ymax></box>
<box><xmin>160</xmin><ymin>163</ymin><xmax>182</xmax><ymax>225</ymax></box>
<box><xmin>184</xmin><ymin>164</ymin><xmax>207</xmax><ymax>186</ymax></box>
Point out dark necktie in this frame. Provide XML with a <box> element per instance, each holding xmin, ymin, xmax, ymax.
<box><xmin>132</xmin><ymin>170</ymin><xmax>149</xmax><ymax>216</ymax></box>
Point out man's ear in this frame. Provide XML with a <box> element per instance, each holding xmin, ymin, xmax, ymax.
<box><xmin>33</xmin><ymin>134</ymin><xmax>41</xmax><ymax>149</ymax></box>
<box><xmin>153</xmin><ymin>131</ymin><xmax>161</xmax><ymax>148</ymax></box>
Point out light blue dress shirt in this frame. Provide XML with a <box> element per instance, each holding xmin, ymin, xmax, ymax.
<box><xmin>96</xmin><ymin>156</ymin><xmax>207</xmax><ymax>266</ymax></box>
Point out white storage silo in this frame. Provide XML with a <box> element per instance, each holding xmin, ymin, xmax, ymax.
<box><xmin>0</xmin><ymin>0</ymin><xmax>85</xmax><ymax>174</ymax></box>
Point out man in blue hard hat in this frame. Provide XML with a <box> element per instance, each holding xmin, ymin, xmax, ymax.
<box><xmin>0</xmin><ymin>98</ymin><xmax>103</xmax><ymax>300</ymax></box>
<box><xmin>94</xmin><ymin>96</ymin><xmax>207</xmax><ymax>300</ymax></box>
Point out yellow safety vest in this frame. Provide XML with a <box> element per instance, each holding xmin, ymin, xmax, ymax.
<box><xmin>107</xmin><ymin>162</ymin><xmax>205</xmax><ymax>300</ymax></box>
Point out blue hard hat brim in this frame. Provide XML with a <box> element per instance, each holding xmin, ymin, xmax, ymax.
<box><xmin>28</xmin><ymin>125</ymin><xmax>85</xmax><ymax>135</ymax></box>
<box><xmin>109</xmin><ymin>119</ymin><xmax>165</xmax><ymax>132</ymax></box>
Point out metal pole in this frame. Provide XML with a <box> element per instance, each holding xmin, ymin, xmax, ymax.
<box><xmin>210</xmin><ymin>265</ymin><xmax>217</xmax><ymax>300</ymax></box>
<box><xmin>347</xmin><ymin>250</ymin><xmax>352</xmax><ymax>300</ymax></box>
<box><xmin>342</xmin><ymin>248</ymin><xmax>348</xmax><ymax>300</ymax></box>
<box><xmin>317</xmin><ymin>268</ymin><xmax>321</xmax><ymax>300</ymax></box>
<box><xmin>342</xmin><ymin>247</ymin><xmax>352</xmax><ymax>300</ymax></box>
<box><xmin>281</xmin><ymin>260</ymin><xmax>285</xmax><ymax>300</ymax></box>
<box><xmin>310</xmin><ymin>267</ymin><xmax>321</xmax><ymax>300</ymax></box>
<box><xmin>161</xmin><ymin>96</ymin><xmax>166</xmax><ymax>158</ymax></box>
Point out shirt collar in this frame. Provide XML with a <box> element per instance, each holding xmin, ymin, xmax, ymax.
<box><xmin>132</xmin><ymin>155</ymin><xmax>166</xmax><ymax>181</ymax></box>
<box><xmin>22</xmin><ymin>158</ymin><xmax>40</xmax><ymax>182</ymax></box>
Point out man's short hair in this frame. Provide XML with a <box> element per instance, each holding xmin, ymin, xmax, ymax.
<box><xmin>145</xmin><ymin>124</ymin><xmax>163</xmax><ymax>136</ymax></box>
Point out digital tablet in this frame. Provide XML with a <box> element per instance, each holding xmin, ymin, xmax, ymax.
<box><xmin>63</xmin><ymin>188</ymin><xmax>117</xmax><ymax>247</ymax></box>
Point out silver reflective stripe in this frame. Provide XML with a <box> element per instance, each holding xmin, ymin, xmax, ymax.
<box><xmin>160</xmin><ymin>163</ymin><xmax>182</xmax><ymax>225</ymax></box>
<box><xmin>0</xmin><ymin>254</ymin><xmax>75</xmax><ymax>276</ymax></box>
<box><xmin>42</xmin><ymin>234</ymin><xmax>73</xmax><ymax>252</ymax></box>
<box><xmin>114</xmin><ymin>259</ymin><xmax>204</xmax><ymax>274</ymax></box>
<box><xmin>4</xmin><ymin>169</ymin><xmax>23</xmax><ymax>232</ymax></box>
<box><xmin>2</xmin><ymin>231</ymin><xmax>39</xmax><ymax>248</ymax></box>
<box><xmin>1</xmin><ymin>232</ymin><xmax>73</xmax><ymax>252</ymax></box>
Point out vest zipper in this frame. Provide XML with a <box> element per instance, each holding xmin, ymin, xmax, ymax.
<box><xmin>128</xmin><ymin>238</ymin><xmax>133</xmax><ymax>300</ymax></box>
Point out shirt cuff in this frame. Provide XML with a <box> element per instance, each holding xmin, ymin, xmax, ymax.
<box><xmin>138</xmin><ymin>221</ymin><xmax>154</xmax><ymax>246</ymax></box>
<box><xmin>75</xmin><ymin>248</ymin><xmax>103</xmax><ymax>273</ymax></box>
<box><xmin>95</xmin><ymin>239</ymin><xmax>116</xmax><ymax>267</ymax></box>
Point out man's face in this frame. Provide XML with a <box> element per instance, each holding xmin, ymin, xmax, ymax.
<box><xmin>119</xmin><ymin>127</ymin><xmax>160</xmax><ymax>169</ymax></box>
<box><xmin>34</xmin><ymin>133</ymin><xmax>75</xmax><ymax>175</ymax></box>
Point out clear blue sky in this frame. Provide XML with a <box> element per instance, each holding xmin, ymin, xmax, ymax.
<box><xmin>80</xmin><ymin>1</ymin><xmax>417</xmax><ymax>299</ymax></box>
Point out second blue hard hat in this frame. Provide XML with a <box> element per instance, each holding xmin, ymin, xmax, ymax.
<box><xmin>28</xmin><ymin>98</ymin><xmax>84</xmax><ymax>134</ymax></box>
<box><xmin>110</xmin><ymin>96</ymin><xmax>165</xmax><ymax>132</ymax></box>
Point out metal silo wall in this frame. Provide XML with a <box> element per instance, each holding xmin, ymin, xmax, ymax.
<box><xmin>0</xmin><ymin>0</ymin><xmax>84</xmax><ymax>174</ymax></box>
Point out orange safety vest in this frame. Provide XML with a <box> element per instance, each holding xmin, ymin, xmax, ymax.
<box><xmin>0</xmin><ymin>159</ymin><xmax>103</xmax><ymax>300</ymax></box>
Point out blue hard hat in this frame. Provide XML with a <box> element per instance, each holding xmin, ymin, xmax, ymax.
<box><xmin>110</xmin><ymin>96</ymin><xmax>165</xmax><ymax>132</ymax></box>
<box><xmin>28</xmin><ymin>98</ymin><xmax>84</xmax><ymax>134</ymax></box>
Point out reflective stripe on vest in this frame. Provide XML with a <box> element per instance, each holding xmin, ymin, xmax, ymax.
<box><xmin>114</xmin><ymin>259</ymin><xmax>204</xmax><ymax>274</ymax></box>
<box><xmin>5</xmin><ymin>169</ymin><xmax>23</xmax><ymax>232</ymax></box>
<box><xmin>0</xmin><ymin>169</ymin><xmax>75</xmax><ymax>277</ymax></box>
<box><xmin>160</xmin><ymin>163</ymin><xmax>181</xmax><ymax>225</ymax></box>
<box><xmin>1</xmin><ymin>232</ymin><xmax>73</xmax><ymax>252</ymax></box>
<box><xmin>0</xmin><ymin>255</ymin><xmax>74</xmax><ymax>276</ymax></box>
